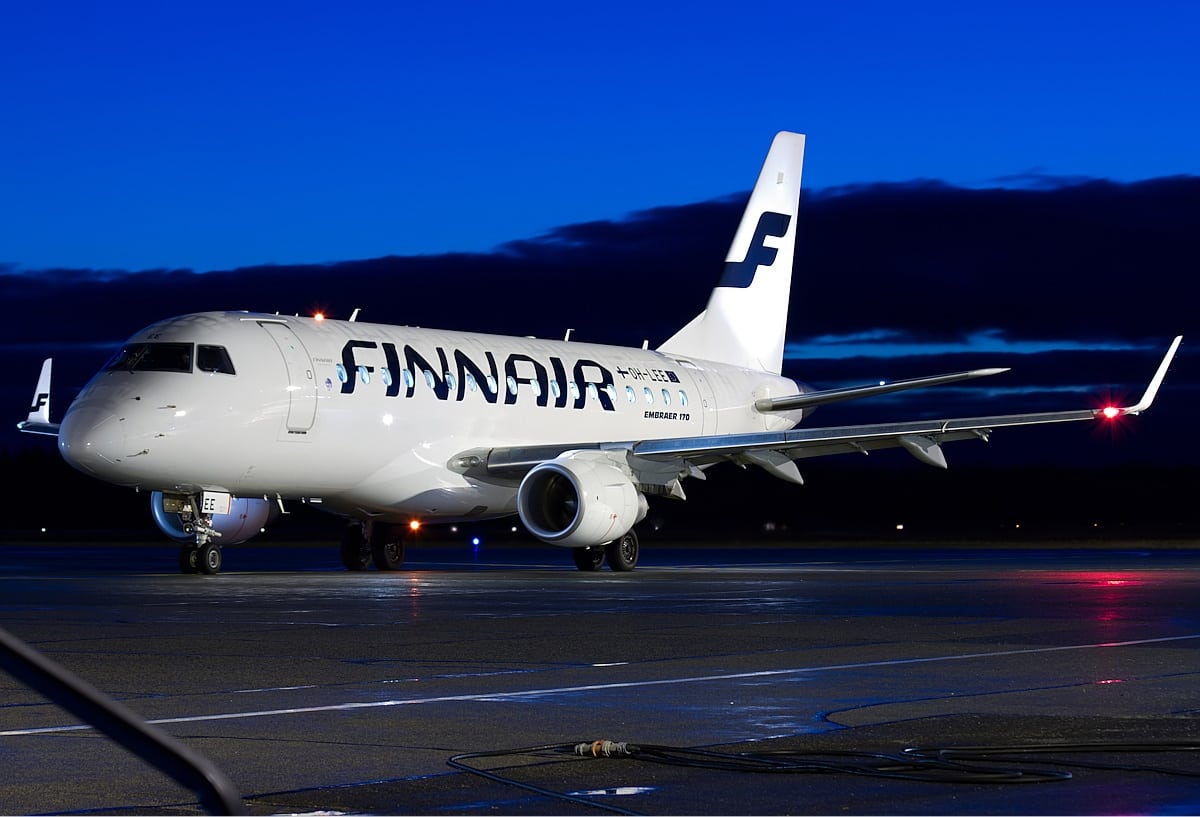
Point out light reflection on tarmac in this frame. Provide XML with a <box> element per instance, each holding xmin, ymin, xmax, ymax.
<box><xmin>1</xmin><ymin>539</ymin><xmax>1198</xmax><ymax>815</ymax></box>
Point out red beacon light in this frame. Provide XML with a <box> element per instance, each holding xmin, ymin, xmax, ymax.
<box><xmin>1101</xmin><ymin>405</ymin><xmax>1121</xmax><ymax>420</ymax></box>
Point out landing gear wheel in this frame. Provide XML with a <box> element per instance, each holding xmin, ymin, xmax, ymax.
<box><xmin>605</xmin><ymin>530</ymin><xmax>639</xmax><ymax>572</ymax></box>
<box><xmin>371</xmin><ymin>539</ymin><xmax>404</xmax><ymax>571</ymax></box>
<box><xmin>572</xmin><ymin>545</ymin><xmax>605</xmax><ymax>572</ymax></box>
<box><xmin>197</xmin><ymin>542</ymin><xmax>222</xmax><ymax>575</ymax></box>
<box><xmin>178</xmin><ymin>545</ymin><xmax>199</xmax><ymax>574</ymax></box>
<box><xmin>340</xmin><ymin>525</ymin><xmax>371</xmax><ymax>571</ymax></box>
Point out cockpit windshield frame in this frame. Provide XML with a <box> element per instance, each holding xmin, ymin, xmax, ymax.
<box><xmin>197</xmin><ymin>345</ymin><xmax>236</xmax><ymax>375</ymax></box>
<box><xmin>105</xmin><ymin>342</ymin><xmax>195</xmax><ymax>373</ymax></box>
<box><xmin>104</xmin><ymin>342</ymin><xmax>237</xmax><ymax>375</ymax></box>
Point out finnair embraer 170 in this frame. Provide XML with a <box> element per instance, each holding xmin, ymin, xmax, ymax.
<box><xmin>19</xmin><ymin>132</ymin><xmax>1182</xmax><ymax>574</ymax></box>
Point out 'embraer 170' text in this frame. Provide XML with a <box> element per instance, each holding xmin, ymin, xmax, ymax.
<box><xmin>336</xmin><ymin>340</ymin><xmax>616</xmax><ymax>411</ymax></box>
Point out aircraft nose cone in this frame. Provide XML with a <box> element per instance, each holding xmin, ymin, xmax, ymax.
<box><xmin>59</xmin><ymin>402</ymin><xmax>128</xmax><ymax>479</ymax></box>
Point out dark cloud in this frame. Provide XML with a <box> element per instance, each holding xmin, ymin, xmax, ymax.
<box><xmin>4</xmin><ymin>176</ymin><xmax>1198</xmax><ymax>470</ymax></box>
<box><xmin>5</xmin><ymin>176</ymin><xmax>1197</xmax><ymax>344</ymax></box>
<box><xmin>793</xmin><ymin>175</ymin><xmax>1200</xmax><ymax>343</ymax></box>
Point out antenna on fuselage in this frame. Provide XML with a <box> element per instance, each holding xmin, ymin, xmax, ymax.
<box><xmin>564</xmin><ymin>328</ymin><xmax>574</xmax><ymax>341</ymax></box>
<box><xmin>350</xmin><ymin>308</ymin><xmax>361</xmax><ymax>322</ymax></box>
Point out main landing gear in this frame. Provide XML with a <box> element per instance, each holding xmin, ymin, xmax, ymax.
<box><xmin>337</xmin><ymin>522</ymin><xmax>641</xmax><ymax>573</ymax></box>
<box><xmin>340</xmin><ymin>521</ymin><xmax>409</xmax><ymax>571</ymax></box>
<box><xmin>572</xmin><ymin>530</ymin><xmax>639</xmax><ymax>572</ymax></box>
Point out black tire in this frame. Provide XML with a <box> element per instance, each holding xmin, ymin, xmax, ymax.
<box><xmin>605</xmin><ymin>531</ymin><xmax>639</xmax><ymax>572</ymax></box>
<box><xmin>178</xmin><ymin>545</ymin><xmax>199</xmax><ymax>574</ymax></box>
<box><xmin>197</xmin><ymin>542</ymin><xmax>222</xmax><ymax>575</ymax></box>
<box><xmin>340</xmin><ymin>524</ymin><xmax>371</xmax><ymax>571</ymax></box>
<box><xmin>572</xmin><ymin>545</ymin><xmax>605</xmax><ymax>571</ymax></box>
<box><xmin>371</xmin><ymin>537</ymin><xmax>405</xmax><ymax>571</ymax></box>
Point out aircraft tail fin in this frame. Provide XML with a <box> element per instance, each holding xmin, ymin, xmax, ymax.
<box><xmin>657</xmin><ymin>131</ymin><xmax>805</xmax><ymax>374</ymax></box>
<box><xmin>17</xmin><ymin>358</ymin><xmax>59</xmax><ymax>436</ymax></box>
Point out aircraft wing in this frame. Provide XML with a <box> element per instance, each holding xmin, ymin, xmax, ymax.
<box><xmin>754</xmin><ymin>367</ymin><xmax>1010</xmax><ymax>412</ymax></box>
<box><xmin>477</xmin><ymin>336</ymin><xmax>1182</xmax><ymax>491</ymax></box>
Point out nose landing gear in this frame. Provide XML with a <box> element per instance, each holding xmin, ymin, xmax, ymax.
<box><xmin>176</xmin><ymin>502</ymin><xmax>223</xmax><ymax>575</ymax></box>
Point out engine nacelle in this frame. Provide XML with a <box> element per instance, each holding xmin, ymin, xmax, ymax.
<box><xmin>517</xmin><ymin>454</ymin><xmax>648</xmax><ymax>548</ymax></box>
<box><xmin>150</xmin><ymin>491</ymin><xmax>277</xmax><ymax>545</ymax></box>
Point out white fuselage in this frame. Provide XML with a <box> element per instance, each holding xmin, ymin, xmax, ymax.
<box><xmin>58</xmin><ymin>311</ymin><xmax>805</xmax><ymax>524</ymax></box>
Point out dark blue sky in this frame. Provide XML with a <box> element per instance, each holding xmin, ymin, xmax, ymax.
<box><xmin>3</xmin><ymin>1</ymin><xmax>1199</xmax><ymax>271</ymax></box>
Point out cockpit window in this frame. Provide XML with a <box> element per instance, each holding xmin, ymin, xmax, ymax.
<box><xmin>105</xmin><ymin>342</ymin><xmax>194</xmax><ymax>373</ymax></box>
<box><xmin>197</xmin><ymin>345</ymin><xmax>236</xmax><ymax>374</ymax></box>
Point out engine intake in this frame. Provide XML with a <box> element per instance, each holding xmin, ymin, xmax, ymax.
<box><xmin>517</xmin><ymin>454</ymin><xmax>647</xmax><ymax>548</ymax></box>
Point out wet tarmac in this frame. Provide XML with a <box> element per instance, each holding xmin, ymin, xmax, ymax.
<box><xmin>1</xmin><ymin>538</ymin><xmax>1199</xmax><ymax>815</ymax></box>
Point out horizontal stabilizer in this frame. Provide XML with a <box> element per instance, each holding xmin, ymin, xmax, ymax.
<box><xmin>16</xmin><ymin>421</ymin><xmax>59</xmax><ymax>436</ymax></box>
<box><xmin>756</xmin><ymin>368</ymin><xmax>1009</xmax><ymax>412</ymax></box>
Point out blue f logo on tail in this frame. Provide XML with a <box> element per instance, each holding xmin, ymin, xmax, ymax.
<box><xmin>717</xmin><ymin>211</ymin><xmax>791</xmax><ymax>288</ymax></box>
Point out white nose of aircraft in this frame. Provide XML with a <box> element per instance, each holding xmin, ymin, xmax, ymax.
<box><xmin>58</xmin><ymin>399</ymin><xmax>130</xmax><ymax>482</ymax></box>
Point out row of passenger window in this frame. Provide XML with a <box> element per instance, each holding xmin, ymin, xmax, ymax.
<box><xmin>335</xmin><ymin>364</ymin><xmax>689</xmax><ymax>408</ymax></box>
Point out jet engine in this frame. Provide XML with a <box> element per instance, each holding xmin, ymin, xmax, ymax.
<box><xmin>150</xmin><ymin>491</ymin><xmax>277</xmax><ymax>545</ymax></box>
<box><xmin>517</xmin><ymin>453</ymin><xmax>648</xmax><ymax>548</ymax></box>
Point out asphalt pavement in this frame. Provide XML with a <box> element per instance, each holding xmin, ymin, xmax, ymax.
<box><xmin>1</xmin><ymin>538</ymin><xmax>1198</xmax><ymax>815</ymax></box>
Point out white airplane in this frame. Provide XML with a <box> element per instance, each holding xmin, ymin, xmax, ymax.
<box><xmin>18</xmin><ymin>131</ymin><xmax>1183</xmax><ymax>575</ymax></box>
